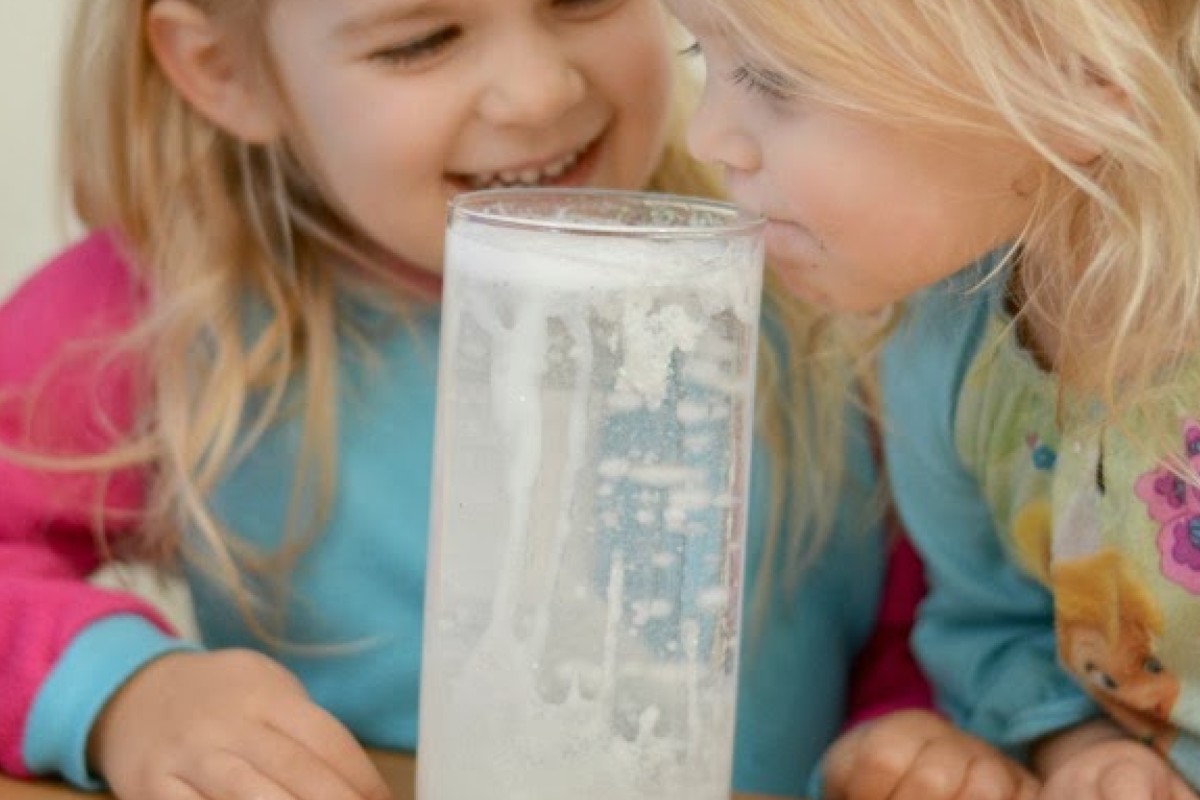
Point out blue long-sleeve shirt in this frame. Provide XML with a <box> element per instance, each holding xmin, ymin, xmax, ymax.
<box><xmin>12</xmin><ymin>234</ymin><xmax>902</xmax><ymax>796</ymax></box>
<box><xmin>191</xmin><ymin>308</ymin><xmax>888</xmax><ymax>796</ymax></box>
<box><xmin>879</xmin><ymin>253</ymin><xmax>1097</xmax><ymax>757</ymax></box>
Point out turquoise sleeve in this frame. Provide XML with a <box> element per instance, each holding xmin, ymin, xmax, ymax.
<box><xmin>734</xmin><ymin>411</ymin><xmax>885</xmax><ymax>796</ymax></box>
<box><xmin>880</xmin><ymin>270</ymin><xmax>1097</xmax><ymax>759</ymax></box>
<box><xmin>22</xmin><ymin>614</ymin><xmax>199</xmax><ymax>789</ymax></box>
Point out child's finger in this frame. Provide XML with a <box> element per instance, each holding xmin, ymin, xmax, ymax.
<box><xmin>178</xmin><ymin>747</ymin><xmax>295</xmax><ymax>800</ymax></box>
<box><xmin>244</xmin><ymin>724</ymin><xmax>383</xmax><ymax>800</ymax></box>
<box><xmin>158</xmin><ymin>774</ymin><xmax>208</xmax><ymax>800</ymax></box>
<box><xmin>954</xmin><ymin>755</ymin><xmax>1022</xmax><ymax>800</ymax></box>
<box><xmin>820</xmin><ymin>724</ymin><xmax>867</xmax><ymax>799</ymax></box>
<box><xmin>268</xmin><ymin>701</ymin><xmax>392</xmax><ymax>800</ymax></box>
<box><xmin>889</xmin><ymin>737</ymin><xmax>971</xmax><ymax>800</ymax></box>
<box><xmin>837</xmin><ymin>729</ymin><xmax>927</xmax><ymax>800</ymax></box>
<box><xmin>1015</xmin><ymin>771</ymin><xmax>1041</xmax><ymax>800</ymax></box>
<box><xmin>1095</xmin><ymin>759</ymin><xmax>1166</xmax><ymax>800</ymax></box>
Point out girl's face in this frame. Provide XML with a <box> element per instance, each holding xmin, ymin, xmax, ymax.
<box><xmin>263</xmin><ymin>0</ymin><xmax>674</xmax><ymax>273</ymax></box>
<box><xmin>671</xmin><ymin>8</ymin><xmax>1043</xmax><ymax>313</ymax></box>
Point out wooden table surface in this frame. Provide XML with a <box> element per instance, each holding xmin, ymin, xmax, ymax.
<box><xmin>0</xmin><ymin>751</ymin><xmax>417</xmax><ymax>800</ymax></box>
<box><xmin>0</xmin><ymin>751</ymin><xmax>787</xmax><ymax>800</ymax></box>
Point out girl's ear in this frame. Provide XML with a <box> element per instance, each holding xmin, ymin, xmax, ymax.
<box><xmin>146</xmin><ymin>0</ymin><xmax>281</xmax><ymax>143</ymax></box>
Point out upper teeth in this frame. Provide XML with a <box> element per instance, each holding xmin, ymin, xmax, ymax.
<box><xmin>469</xmin><ymin>143</ymin><xmax>588</xmax><ymax>189</ymax></box>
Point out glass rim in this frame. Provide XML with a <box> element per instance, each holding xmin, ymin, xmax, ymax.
<box><xmin>448</xmin><ymin>188</ymin><xmax>765</xmax><ymax>238</ymax></box>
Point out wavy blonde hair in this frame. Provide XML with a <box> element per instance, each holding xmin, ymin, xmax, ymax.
<box><xmin>51</xmin><ymin>0</ymin><xmax>862</xmax><ymax>630</ymax></box>
<box><xmin>690</xmin><ymin>0</ymin><xmax>1200</xmax><ymax>421</ymax></box>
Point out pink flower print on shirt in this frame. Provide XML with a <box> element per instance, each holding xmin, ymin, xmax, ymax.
<box><xmin>1135</xmin><ymin>420</ymin><xmax>1200</xmax><ymax>594</ymax></box>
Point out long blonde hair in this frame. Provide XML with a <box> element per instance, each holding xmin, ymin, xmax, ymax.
<box><xmin>51</xmin><ymin>0</ymin><xmax>860</xmax><ymax>627</ymax></box>
<box><xmin>692</xmin><ymin>0</ymin><xmax>1200</xmax><ymax>418</ymax></box>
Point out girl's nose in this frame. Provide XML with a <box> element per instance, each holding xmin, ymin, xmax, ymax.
<box><xmin>686</xmin><ymin>85</ymin><xmax>760</xmax><ymax>174</ymax></box>
<box><xmin>478</xmin><ymin>32</ymin><xmax>586</xmax><ymax>127</ymax></box>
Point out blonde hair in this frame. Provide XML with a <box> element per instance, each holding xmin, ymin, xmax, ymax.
<box><xmin>692</xmin><ymin>0</ymin><xmax>1200</xmax><ymax>418</ymax></box>
<box><xmin>48</xmin><ymin>0</ymin><xmax>861</xmax><ymax>630</ymax></box>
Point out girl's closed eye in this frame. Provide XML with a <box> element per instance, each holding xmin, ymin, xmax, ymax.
<box><xmin>370</xmin><ymin>25</ymin><xmax>462</xmax><ymax>67</ymax></box>
<box><xmin>551</xmin><ymin>0</ymin><xmax>625</xmax><ymax>20</ymax></box>
<box><xmin>674</xmin><ymin>38</ymin><xmax>797</xmax><ymax>102</ymax></box>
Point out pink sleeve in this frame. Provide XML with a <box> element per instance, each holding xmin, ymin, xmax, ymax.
<box><xmin>0</xmin><ymin>232</ymin><xmax>175</xmax><ymax>777</ymax></box>
<box><xmin>843</xmin><ymin>524</ymin><xmax>935</xmax><ymax>729</ymax></box>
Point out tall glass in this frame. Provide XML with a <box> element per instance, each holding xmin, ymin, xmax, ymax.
<box><xmin>418</xmin><ymin>189</ymin><xmax>765</xmax><ymax>800</ymax></box>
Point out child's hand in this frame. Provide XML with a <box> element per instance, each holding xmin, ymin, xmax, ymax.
<box><xmin>1036</xmin><ymin>727</ymin><xmax>1198</xmax><ymax>800</ymax></box>
<box><xmin>822</xmin><ymin>709</ymin><xmax>1039</xmax><ymax>800</ymax></box>
<box><xmin>88</xmin><ymin>649</ymin><xmax>392</xmax><ymax>800</ymax></box>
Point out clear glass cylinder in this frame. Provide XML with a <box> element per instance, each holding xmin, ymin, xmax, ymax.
<box><xmin>418</xmin><ymin>189</ymin><xmax>765</xmax><ymax>800</ymax></box>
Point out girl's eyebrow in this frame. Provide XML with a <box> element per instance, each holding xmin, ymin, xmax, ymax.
<box><xmin>334</xmin><ymin>0</ymin><xmax>444</xmax><ymax>40</ymax></box>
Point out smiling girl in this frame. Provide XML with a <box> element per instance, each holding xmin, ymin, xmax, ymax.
<box><xmin>0</xmin><ymin>2</ymin><xmax>930</xmax><ymax>799</ymax></box>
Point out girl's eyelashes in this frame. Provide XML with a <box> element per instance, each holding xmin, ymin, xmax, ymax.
<box><xmin>367</xmin><ymin>0</ymin><xmax>619</xmax><ymax>67</ymax></box>
<box><xmin>370</xmin><ymin>25</ymin><xmax>461</xmax><ymax>66</ymax></box>
<box><xmin>553</xmin><ymin>0</ymin><xmax>620</xmax><ymax>10</ymax></box>
<box><xmin>552</xmin><ymin>0</ymin><xmax>628</xmax><ymax>22</ymax></box>
<box><xmin>728</xmin><ymin>64</ymin><xmax>794</xmax><ymax>100</ymax></box>
<box><xmin>675</xmin><ymin>38</ymin><xmax>795</xmax><ymax>101</ymax></box>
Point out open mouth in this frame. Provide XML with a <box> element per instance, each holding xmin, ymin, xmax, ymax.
<box><xmin>448</xmin><ymin>133</ymin><xmax>602</xmax><ymax>192</ymax></box>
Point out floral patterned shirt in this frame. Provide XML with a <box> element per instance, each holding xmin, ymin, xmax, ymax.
<box><xmin>947</xmin><ymin>268</ymin><xmax>1200</xmax><ymax>786</ymax></box>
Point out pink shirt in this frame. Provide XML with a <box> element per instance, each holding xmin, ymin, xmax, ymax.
<box><xmin>0</xmin><ymin>233</ymin><xmax>176</xmax><ymax>778</ymax></box>
<box><xmin>846</xmin><ymin>532</ymin><xmax>935</xmax><ymax>729</ymax></box>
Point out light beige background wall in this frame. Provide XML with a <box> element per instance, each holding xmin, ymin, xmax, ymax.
<box><xmin>0</xmin><ymin>3</ymin><xmax>75</xmax><ymax>296</ymax></box>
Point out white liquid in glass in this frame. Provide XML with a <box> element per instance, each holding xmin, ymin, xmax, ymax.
<box><xmin>419</xmin><ymin>201</ymin><xmax>762</xmax><ymax>800</ymax></box>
